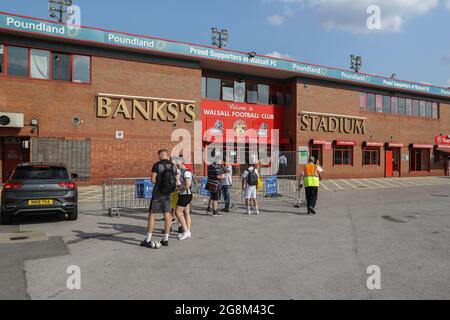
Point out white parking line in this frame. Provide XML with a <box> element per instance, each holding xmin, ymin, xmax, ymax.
<box><xmin>320</xmin><ymin>182</ymin><xmax>330</xmax><ymax>191</ymax></box>
<box><xmin>340</xmin><ymin>179</ymin><xmax>358</xmax><ymax>190</ymax></box>
<box><xmin>328</xmin><ymin>180</ymin><xmax>346</xmax><ymax>191</ymax></box>
<box><xmin>350</xmin><ymin>179</ymin><xmax>372</xmax><ymax>189</ymax></box>
<box><xmin>363</xmin><ymin>179</ymin><xmax>389</xmax><ymax>189</ymax></box>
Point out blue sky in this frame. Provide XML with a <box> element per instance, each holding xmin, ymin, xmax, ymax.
<box><xmin>1</xmin><ymin>0</ymin><xmax>449</xmax><ymax>87</ymax></box>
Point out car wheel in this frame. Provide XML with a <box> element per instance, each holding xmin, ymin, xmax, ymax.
<box><xmin>0</xmin><ymin>209</ymin><xmax>12</xmax><ymax>225</ymax></box>
<box><xmin>67</xmin><ymin>208</ymin><xmax>78</xmax><ymax>221</ymax></box>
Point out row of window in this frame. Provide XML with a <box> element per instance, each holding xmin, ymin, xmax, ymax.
<box><xmin>0</xmin><ymin>44</ymin><xmax>91</xmax><ymax>83</ymax></box>
<box><xmin>312</xmin><ymin>144</ymin><xmax>434</xmax><ymax>172</ymax></box>
<box><xmin>201</xmin><ymin>76</ymin><xmax>292</xmax><ymax>106</ymax></box>
<box><xmin>360</xmin><ymin>92</ymin><xmax>439</xmax><ymax>119</ymax></box>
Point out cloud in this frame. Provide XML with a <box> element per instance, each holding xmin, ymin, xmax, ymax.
<box><xmin>267</xmin><ymin>14</ymin><xmax>286</xmax><ymax>26</ymax></box>
<box><xmin>445</xmin><ymin>0</ymin><xmax>450</xmax><ymax>10</ymax></box>
<box><xmin>266</xmin><ymin>51</ymin><xmax>293</xmax><ymax>59</ymax></box>
<box><xmin>269</xmin><ymin>0</ymin><xmax>440</xmax><ymax>33</ymax></box>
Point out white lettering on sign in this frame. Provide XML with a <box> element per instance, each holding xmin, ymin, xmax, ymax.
<box><xmin>6</xmin><ymin>16</ymin><xmax>65</xmax><ymax>35</ymax></box>
<box><xmin>107</xmin><ymin>34</ymin><xmax>154</xmax><ymax>48</ymax></box>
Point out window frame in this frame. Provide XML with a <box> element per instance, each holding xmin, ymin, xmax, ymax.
<box><xmin>310</xmin><ymin>144</ymin><xmax>323</xmax><ymax>167</ymax></box>
<box><xmin>410</xmin><ymin>148</ymin><xmax>431</xmax><ymax>172</ymax></box>
<box><xmin>363</xmin><ymin>147</ymin><xmax>381</xmax><ymax>166</ymax></box>
<box><xmin>0</xmin><ymin>44</ymin><xmax>4</xmax><ymax>75</ymax></box>
<box><xmin>30</xmin><ymin>48</ymin><xmax>51</xmax><ymax>80</ymax></box>
<box><xmin>333</xmin><ymin>145</ymin><xmax>354</xmax><ymax>166</ymax></box>
<box><xmin>0</xmin><ymin>44</ymin><xmax>91</xmax><ymax>85</ymax></box>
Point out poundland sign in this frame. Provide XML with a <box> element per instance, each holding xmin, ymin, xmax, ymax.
<box><xmin>1</xmin><ymin>12</ymin><xmax>450</xmax><ymax>98</ymax></box>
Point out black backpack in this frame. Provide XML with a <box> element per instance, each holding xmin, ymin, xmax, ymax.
<box><xmin>246</xmin><ymin>169</ymin><xmax>258</xmax><ymax>187</ymax></box>
<box><xmin>158</xmin><ymin>163</ymin><xmax>177</xmax><ymax>195</ymax></box>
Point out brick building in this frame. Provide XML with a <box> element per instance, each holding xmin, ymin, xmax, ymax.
<box><xmin>0</xmin><ymin>11</ymin><xmax>449</xmax><ymax>183</ymax></box>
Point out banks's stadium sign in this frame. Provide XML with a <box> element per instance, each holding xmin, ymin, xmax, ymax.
<box><xmin>97</xmin><ymin>94</ymin><xmax>196</xmax><ymax>123</ymax></box>
<box><xmin>1</xmin><ymin>12</ymin><xmax>450</xmax><ymax>98</ymax></box>
<box><xmin>300</xmin><ymin>111</ymin><xmax>366</xmax><ymax>135</ymax></box>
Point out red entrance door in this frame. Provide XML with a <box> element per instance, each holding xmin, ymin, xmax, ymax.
<box><xmin>2</xmin><ymin>143</ymin><xmax>23</xmax><ymax>182</ymax></box>
<box><xmin>385</xmin><ymin>151</ymin><xmax>393</xmax><ymax>177</ymax></box>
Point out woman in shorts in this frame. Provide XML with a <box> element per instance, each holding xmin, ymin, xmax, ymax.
<box><xmin>175</xmin><ymin>159</ymin><xmax>193</xmax><ymax>241</ymax></box>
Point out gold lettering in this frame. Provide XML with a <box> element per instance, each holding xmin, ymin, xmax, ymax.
<box><xmin>329</xmin><ymin>117</ymin><xmax>338</xmax><ymax>132</ymax></box>
<box><xmin>113</xmin><ymin>99</ymin><xmax>131</xmax><ymax>119</ymax></box>
<box><xmin>343</xmin><ymin>118</ymin><xmax>353</xmax><ymax>134</ymax></box>
<box><xmin>132</xmin><ymin>100</ymin><xmax>151</xmax><ymax>120</ymax></box>
<box><xmin>318</xmin><ymin>116</ymin><xmax>328</xmax><ymax>132</ymax></box>
<box><xmin>167</xmin><ymin>103</ymin><xmax>179</xmax><ymax>122</ymax></box>
<box><xmin>97</xmin><ymin>97</ymin><xmax>112</xmax><ymax>118</ymax></box>
<box><xmin>300</xmin><ymin>114</ymin><xmax>310</xmax><ymax>131</ymax></box>
<box><xmin>310</xmin><ymin>116</ymin><xmax>319</xmax><ymax>131</ymax></box>
<box><xmin>185</xmin><ymin>104</ymin><xmax>196</xmax><ymax>123</ymax></box>
<box><xmin>152</xmin><ymin>101</ymin><xmax>167</xmax><ymax>121</ymax></box>
<box><xmin>355</xmin><ymin>120</ymin><xmax>366</xmax><ymax>135</ymax></box>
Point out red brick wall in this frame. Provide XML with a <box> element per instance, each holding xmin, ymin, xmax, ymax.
<box><xmin>0</xmin><ymin>55</ymin><xmax>201</xmax><ymax>184</ymax></box>
<box><xmin>295</xmin><ymin>83</ymin><xmax>450</xmax><ymax>179</ymax></box>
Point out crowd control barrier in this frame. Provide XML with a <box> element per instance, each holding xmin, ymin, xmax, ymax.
<box><xmin>102</xmin><ymin>176</ymin><xmax>305</xmax><ymax>216</ymax></box>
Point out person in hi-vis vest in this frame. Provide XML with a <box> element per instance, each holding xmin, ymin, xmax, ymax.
<box><xmin>299</xmin><ymin>156</ymin><xmax>323</xmax><ymax>215</ymax></box>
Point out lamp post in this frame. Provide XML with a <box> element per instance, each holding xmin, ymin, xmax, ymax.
<box><xmin>48</xmin><ymin>0</ymin><xmax>74</xmax><ymax>23</ymax></box>
<box><xmin>350</xmin><ymin>55</ymin><xmax>362</xmax><ymax>73</ymax></box>
<box><xmin>211</xmin><ymin>28</ymin><xmax>229</xmax><ymax>49</ymax></box>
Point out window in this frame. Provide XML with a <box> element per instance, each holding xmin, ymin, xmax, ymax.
<box><xmin>285</xmin><ymin>87</ymin><xmax>292</xmax><ymax>106</ymax></box>
<box><xmin>52</xmin><ymin>52</ymin><xmax>71</xmax><ymax>81</ymax></box>
<box><xmin>406</xmin><ymin>99</ymin><xmax>412</xmax><ymax>116</ymax></box>
<box><xmin>234</xmin><ymin>81</ymin><xmax>246</xmax><ymax>103</ymax></box>
<box><xmin>257</xmin><ymin>84</ymin><xmax>269</xmax><ymax>105</ymax></box>
<box><xmin>411</xmin><ymin>148</ymin><xmax>430</xmax><ymax>172</ymax></box>
<box><xmin>432</xmin><ymin>103</ymin><xmax>438</xmax><ymax>119</ymax></box>
<box><xmin>334</xmin><ymin>146</ymin><xmax>353</xmax><ymax>165</ymax></box>
<box><xmin>206</xmin><ymin>77</ymin><xmax>221</xmax><ymax>100</ymax></box>
<box><xmin>391</xmin><ymin>97</ymin><xmax>398</xmax><ymax>114</ymax></box>
<box><xmin>363</xmin><ymin>147</ymin><xmax>380</xmax><ymax>166</ymax></box>
<box><xmin>7</xmin><ymin>46</ymin><xmax>29</xmax><ymax>77</ymax></box>
<box><xmin>201</xmin><ymin>77</ymin><xmax>207</xmax><ymax>98</ymax></box>
<box><xmin>30</xmin><ymin>49</ymin><xmax>50</xmax><ymax>79</ymax></box>
<box><xmin>367</xmin><ymin>94</ymin><xmax>376</xmax><ymax>112</ymax></box>
<box><xmin>413</xmin><ymin>100</ymin><xmax>419</xmax><ymax>117</ymax></box>
<box><xmin>425</xmin><ymin>102</ymin><xmax>432</xmax><ymax>118</ymax></box>
<box><xmin>270</xmin><ymin>86</ymin><xmax>284</xmax><ymax>105</ymax></box>
<box><xmin>0</xmin><ymin>44</ymin><xmax>4</xmax><ymax>74</ymax></box>
<box><xmin>398</xmin><ymin>98</ymin><xmax>406</xmax><ymax>115</ymax></box>
<box><xmin>246</xmin><ymin>83</ymin><xmax>258</xmax><ymax>104</ymax></box>
<box><xmin>383</xmin><ymin>96</ymin><xmax>391</xmax><ymax>114</ymax></box>
<box><xmin>419</xmin><ymin>101</ymin><xmax>426</xmax><ymax>117</ymax></box>
<box><xmin>360</xmin><ymin>93</ymin><xmax>367</xmax><ymax>112</ymax></box>
<box><xmin>73</xmin><ymin>55</ymin><xmax>90</xmax><ymax>83</ymax></box>
<box><xmin>376</xmin><ymin>95</ymin><xmax>383</xmax><ymax>113</ymax></box>
<box><xmin>221</xmin><ymin>80</ymin><xmax>234</xmax><ymax>101</ymax></box>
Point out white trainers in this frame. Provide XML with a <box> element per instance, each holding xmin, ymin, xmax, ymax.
<box><xmin>179</xmin><ymin>232</ymin><xmax>192</xmax><ymax>241</ymax></box>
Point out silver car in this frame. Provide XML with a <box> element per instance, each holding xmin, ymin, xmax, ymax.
<box><xmin>1</xmin><ymin>163</ymin><xmax>78</xmax><ymax>225</ymax></box>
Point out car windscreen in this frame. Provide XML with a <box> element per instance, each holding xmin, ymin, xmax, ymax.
<box><xmin>12</xmin><ymin>166</ymin><xmax>70</xmax><ymax>180</ymax></box>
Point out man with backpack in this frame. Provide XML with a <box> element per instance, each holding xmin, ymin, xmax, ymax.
<box><xmin>242</xmin><ymin>163</ymin><xmax>260</xmax><ymax>215</ymax></box>
<box><xmin>141</xmin><ymin>149</ymin><xmax>178</xmax><ymax>248</ymax></box>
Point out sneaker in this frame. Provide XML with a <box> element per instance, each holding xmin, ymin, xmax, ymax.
<box><xmin>223</xmin><ymin>208</ymin><xmax>230</xmax><ymax>213</ymax></box>
<box><xmin>206</xmin><ymin>207</ymin><xmax>212</xmax><ymax>213</ymax></box>
<box><xmin>255</xmin><ymin>211</ymin><xmax>260</xmax><ymax>216</ymax></box>
<box><xmin>161</xmin><ymin>240</ymin><xmax>169</xmax><ymax>247</ymax></box>
<box><xmin>178</xmin><ymin>226</ymin><xmax>184</xmax><ymax>234</ymax></box>
<box><xmin>140</xmin><ymin>239</ymin><xmax>152</xmax><ymax>248</ymax></box>
<box><xmin>179</xmin><ymin>232</ymin><xmax>191</xmax><ymax>241</ymax></box>
<box><xmin>247</xmin><ymin>211</ymin><xmax>252</xmax><ymax>215</ymax></box>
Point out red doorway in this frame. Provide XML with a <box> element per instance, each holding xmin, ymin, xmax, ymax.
<box><xmin>385</xmin><ymin>150</ymin><xmax>393</xmax><ymax>177</ymax></box>
<box><xmin>1</xmin><ymin>137</ymin><xmax>30</xmax><ymax>182</ymax></box>
<box><xmin>386</xmin><ymin>147</ymin><xmax>401</xmax><ymax>177</ymax></box>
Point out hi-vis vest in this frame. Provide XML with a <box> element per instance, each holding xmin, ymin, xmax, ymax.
<box><xmin>303</xmin><ymin>164</ymin><xmax>320</xmax><ymax>187</ymax></box>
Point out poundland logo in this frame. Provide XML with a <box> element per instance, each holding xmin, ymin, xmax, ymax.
<box><xmin>6</xmin><ymin>16</ymin><xmax>65</xmax><ymax>35</ymax></box>
<box><xmin>107</xmin><ymin>33</ymin><xmax>155</xmax><ymax>49</ymax></box>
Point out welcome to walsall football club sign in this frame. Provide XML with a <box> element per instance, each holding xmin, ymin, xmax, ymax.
<box><xmin>1</xmin><ymin>12</ymin><xmax>450</xmax><ymax>98</ymax></box>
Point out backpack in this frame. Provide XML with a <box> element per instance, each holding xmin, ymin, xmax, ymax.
<box><xmin>182</xmin><ymin>169</ymin><xmax>199</xmax><ymax>194</ymax></box>
<box><xmin>246</xmin><ymin>169</ymin><xmax>258</xmax><ymax>187</ymax></box>
<box><xmin>158</xmin><ymin>162</ymin><xmax>177</xmax><ymax>195</ymax></box>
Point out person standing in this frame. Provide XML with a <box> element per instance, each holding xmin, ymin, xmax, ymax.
<box><xmin>279</xmin><ymin>153</ymin><xmax>288</xmax><ymax>176</ymax></box>
<box><xmin>221</xmin><ymin>162</ymin><xmax>233</xmax><ymax>212</ymax></box>
<box><xmin>300</xmin><ymin>156</ymin><xmax>322</xmax><ymax>215</ymax></box>
<box><xmin>141</xmin><ymin>149</ymin><xmax>178</xmax><ymax>248</ymax></box>
<box><xmin>175</xmin><ymin>159</ymin><xmax>193</xmax><ymax>241</ymax></box>
<box><xmin>206</xmin><ymin>158</ymin><xmax>225</xmax><ymax>216</ymax></box>
<box><xmin>242</xmin><ymin>163</ymin><xmax>260</xmax><ymax>215</ymax></box>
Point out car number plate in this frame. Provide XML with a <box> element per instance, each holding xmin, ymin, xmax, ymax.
<box><xmin>28</xmin><ymin>200</ymin><xmax>54</xmax><ymax>205</ymax></box>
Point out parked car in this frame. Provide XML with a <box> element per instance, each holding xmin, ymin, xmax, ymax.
<box><xmin>1</xmin><ymin>163</ymin><xmax>78</xmax><ymax>225</ymax></box>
